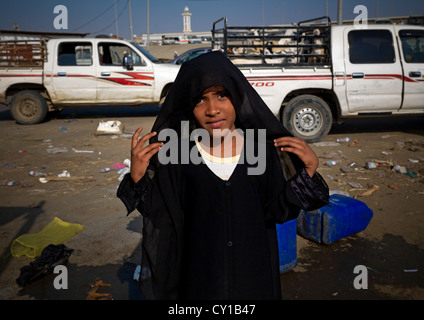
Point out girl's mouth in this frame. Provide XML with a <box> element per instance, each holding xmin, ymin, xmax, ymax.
<box><xmin>207</xmin><ymin>119</ymin><xmax>225</xmax><ymax>129</ymax></box>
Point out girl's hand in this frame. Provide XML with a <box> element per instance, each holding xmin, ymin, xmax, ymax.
<box><xmin>274</xmin><ymin>136</ymin><xmax>319</xmax><ymax>178</ymax></box>
<box><xmin>130</xmin><ymin>126</ymin><xmax>163</xmax><ymax>183</ymax></box>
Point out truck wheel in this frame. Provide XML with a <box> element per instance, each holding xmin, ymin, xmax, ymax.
<box><xmin>282</xmin><ymin>94</ymin><xmax>332</xmax><ymax>143</ymax></box>
<box><xmin>10</xmin><ymin>90</ymin><xmax>48</xmax><ymax>124</ymax></box>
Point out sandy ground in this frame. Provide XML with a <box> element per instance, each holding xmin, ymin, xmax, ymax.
<box><xmin>0</xmin><ymin>105</ymin><xmax>422</xmax><ymax>301</ymax></box>
<box><xmin>0</xmin><ymin>45</ymin><xmax>423</xmax><ymax>300</ymax></box>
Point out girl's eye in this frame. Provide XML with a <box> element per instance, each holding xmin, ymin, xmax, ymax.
<box><xmin>218</xmin><ymin>92</ymin><xmax>228</xmax><ymax>99</ymax></box>
<box><xmin>196</xmin><ymin>97</ymin><xmax>204</xmax><ymax>104</ymax></box>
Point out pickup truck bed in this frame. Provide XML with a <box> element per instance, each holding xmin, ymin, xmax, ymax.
<box><xmin>212</xmin><ymin>17</ymin><xmax>424</xmax><ymax>142</ymax></box>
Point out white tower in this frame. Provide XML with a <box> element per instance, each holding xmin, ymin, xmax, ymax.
<box><xmin>182</xmin><ymin>6</ymin><xmax>192</xmax><ymax>33</ymax></box>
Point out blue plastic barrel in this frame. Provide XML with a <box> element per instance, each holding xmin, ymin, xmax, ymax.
<box><xmin>276</xmin><ymin>218</ymin><xmax>297</xmax><ymax>273</ymax></box>
<box><xmin>296</xmin><ymin>194</ymin><xmax>373</xmax><ymax>244</ymax></box>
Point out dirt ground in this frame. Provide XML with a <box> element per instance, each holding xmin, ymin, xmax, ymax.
<box><xmin>0</xmin><ymin>59</ymin><xmax>423</xmax><ymax>300</ymax></box>
<box><xmin>0</xmin><ymin>104</ymin><xmax>422</xmax><ymax>301</ymax></box>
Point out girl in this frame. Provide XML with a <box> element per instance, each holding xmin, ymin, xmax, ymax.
<box><xmin>118</xmin><ymin>51</ymin><xmax>329</xmax><ymax>300</ymax></box>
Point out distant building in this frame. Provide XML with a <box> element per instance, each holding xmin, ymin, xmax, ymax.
<box><xmin>182</xmin><ymin>6</ymin><xmax>192</xmax><ymax>33</ymax></box>
<box><xmin>138</xmin><ymin>6</ymin><xmax>211</xmax><ymax>45</ymax></box>
<box><xmin>0</xmin><ymin>29</ymin><xmax>87</xmax><ymax>40</ymax></box>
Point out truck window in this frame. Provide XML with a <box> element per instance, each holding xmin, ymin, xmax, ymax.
<box><xmin>399</xmin><ymin>30</ymin><xmax>424</xmax><ymax>63</ymax></box>
<box><xmin>348</xmin><ymin>30</ymin><xmax>395</xmax><ymax>64</ymax></box>
<box><xmin>98</xmin><ymin>43</ymin><xmax>145</xmax><ymax>67</ymax></box>
<box><xmin>58</xmin><ymin>42</ymin><xmax>92</xmax><ymax>66</ymax></box>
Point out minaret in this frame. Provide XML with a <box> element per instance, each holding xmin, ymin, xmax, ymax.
<box><xmin>182</xmin><ymin>6</ymin><xmax>192</xmax><ymax>33</ymax></box>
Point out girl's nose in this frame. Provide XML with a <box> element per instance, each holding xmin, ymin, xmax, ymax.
<box><xmin>205</xmin><ymin>99</ymin><xmax>220</xmax><ymax>116</ymax></box>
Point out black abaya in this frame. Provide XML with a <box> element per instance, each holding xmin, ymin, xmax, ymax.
<box><xmin>117</xmin><ymin>51</ymin><xmax>330</xmax><ymax>300</ymax></box>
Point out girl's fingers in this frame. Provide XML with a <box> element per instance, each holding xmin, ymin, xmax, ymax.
<box><xmin>131</xmin><ymin>126</ymin><xmax>144</xmax><ymax>149</ymax></box>
<box><xmin>138</xmin><ymin>131</ymin><xmax>157</xmax><ymax>149</ymax></box>
<box><xmin>142</xmin><ymin>143</ymin><xmax>163</xmax><ymax>160</ymax></box>
<box><xmin>274</xmin><ymin>136</ymin><xmax>318</xmax><ymax>170</ymax></box>
<box><xmin>274</xmin><ymin>136</ymin><xmax>305</xmax><ymax>148</ymax></box>
<box><xmin>274</xmin><ymin>138</ymin><xmax>306</xmax><ymax>154</ymax></box>
<box><xmin>132</xmin><ymin>141</ymin><xmax>163</xmax><ymax>161</ymax></box>
<box><xmin>132</xmin><ymin>130</ymin><xmax>158</xmax><ymax>153</ymax></box>
<box><xmin>140</xmin><ymin>142</ymin><xmax>163</xmax><ymax>157</ymax></box>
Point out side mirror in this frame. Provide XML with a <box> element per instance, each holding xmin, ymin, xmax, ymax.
<box><xmin>123</xmin><ymin>55</ymin><xmax>134</xmax><ymax>70</ymax></box>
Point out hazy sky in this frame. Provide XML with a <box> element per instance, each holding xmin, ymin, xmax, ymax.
<box><xmin>1</xmin><ymin>0</ymin><xmax>423</xmax><ymax>38</ymax></box>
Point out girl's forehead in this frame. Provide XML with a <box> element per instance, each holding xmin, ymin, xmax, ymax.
<box><xmin>202</xmin><ymin>86</ymin><xmax>227</xmax><ymax>94</ymax></box>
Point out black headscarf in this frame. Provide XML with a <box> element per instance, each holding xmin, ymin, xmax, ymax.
<box><xmin>150</xmin><ymin>50</ymin><xmax>300</xmax><ymax>178</ymax></box>
<box><xmin>120</xmin><ymin>51</ymin><xmax>329</xmax><ymax>299</ymax></box>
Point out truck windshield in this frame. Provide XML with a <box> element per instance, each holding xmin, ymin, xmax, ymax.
<box><xmin>131</xmin><ymin>42</ymin><xmax>159</xmax><ymax>63</ymax></box>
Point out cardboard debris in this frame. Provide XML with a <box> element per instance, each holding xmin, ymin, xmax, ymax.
<box><xmin>86</xmin><ymin>280</ymin><xmax>112</xmax><ymax>300</ymax></box>
<box><xmin>39</xmin><ymin>176</ymin><xmax>95</xmax><ymax>183</ymax></box>
<box><xmin>95</xmin><ymin>121</ymin><xmax>123</xmax><ymax>135</ymax></box>
<box><xmin>348</xmin><ymin>139</ymin><xmax>361</xmax><ymax>147</ymax></box>
<box><xmin>355</xmin><ymin>184</ymin><xmax>380</xmax><ymax>198</ymax></box>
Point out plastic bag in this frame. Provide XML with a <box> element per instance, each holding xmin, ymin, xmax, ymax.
<box><xmin>11</xmin><ymin>217</ymin><xmax>84</xmax><ymax>258</ymax></box>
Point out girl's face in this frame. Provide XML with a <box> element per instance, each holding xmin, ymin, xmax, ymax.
<box><xmin>193</xmin><ymin>86</ymin><xmax>236</xmax><ymax>136</ymax></box>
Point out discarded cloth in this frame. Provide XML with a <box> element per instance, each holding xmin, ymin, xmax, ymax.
<box><xmin>16</xmin><ymin>244</ymin><xmax>73</xmax><ymax>287</ymax></box>
<box><xmin>11</xmin><ymin>217</ymin><xmax>84</xmax><ymax>258</ymax></box>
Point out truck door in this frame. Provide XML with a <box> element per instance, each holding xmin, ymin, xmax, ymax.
<box><xmin>398</xmin><ymin>29</ymin><xmax>424</xmax><ymax>111</ymax></box>
<box><xmin>344</xmin><ymin>28</ymin><xmax>403</xmax><ymax>113</ymax></box>
<box><xmin>51</xmin><ymin>41</ymin><xmax>97</xmax><ymax>103</ymax></box>
<box><xmin>96</xmin><ymin>42</ymin><xmax>154</xmax><ymax>104</ymax></box>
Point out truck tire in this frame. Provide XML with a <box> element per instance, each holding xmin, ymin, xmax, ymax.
<box><xmin>282</xmin><ymin>94</ymin><xmax>332</xmax><ymax>143</ymax></box>
<box><xmin>10</xmin><ymin>90</ymin><xmax>48</xmax><ymax>125</ymax></box>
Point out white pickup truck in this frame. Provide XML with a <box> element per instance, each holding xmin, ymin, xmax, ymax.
<box><xmin>213</xmin><ymin>17</ymin><xmax>424</xmax><ymax>142</ymax></box>
<box><xmin>0</xmin><ymin>37</ymin><xmax>180</xmax><ymax>124</ymax></box>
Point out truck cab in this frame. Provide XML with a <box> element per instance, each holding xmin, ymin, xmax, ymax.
<box><xmin>0</xmin><ymin>38</ymin><xmax>180</xmax><ymax>124</ymax></box>
<box><xmin>332</xmin><ymin>24</ymin><xmax>424</xmax><ymax>116</ymax></box>
<box><xmin>45</xmin><ymin>38</ymin><xmax>179</xmax><ymax>106</ymax></box>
